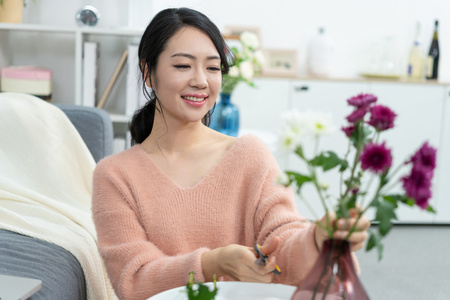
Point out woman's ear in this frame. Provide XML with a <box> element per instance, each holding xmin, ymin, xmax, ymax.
<box><xmin>141</xmin><ymin>61</ymin><xmax>153</xmax><ymax>88</ymax></box>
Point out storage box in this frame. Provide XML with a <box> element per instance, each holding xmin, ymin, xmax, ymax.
<box><xmin>0</xmin><ymin>66</ymin><xmax>52</xmax><ymax>101</ymax></box>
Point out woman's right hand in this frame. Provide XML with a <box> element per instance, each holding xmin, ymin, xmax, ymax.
<box><xmin>202</xmin><ymin>237</ymin><xmax>279</xmax><ymax>283</ymax></box>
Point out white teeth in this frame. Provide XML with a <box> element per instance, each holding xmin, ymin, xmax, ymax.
<box><xmin>184</xmin><ymin>96</ymin><xmax>205</xmax><ymax>102</ymax></box>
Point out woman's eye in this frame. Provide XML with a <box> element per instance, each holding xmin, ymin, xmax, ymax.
<box><xmin>174</xmin><ymin>65</ymin><xmax>190</xmax><ymax>69</ymax></box>
<box><xmin>208</xmin><ymin>67</ymin><xmax>221</xmax><ymax>71</ymax></box>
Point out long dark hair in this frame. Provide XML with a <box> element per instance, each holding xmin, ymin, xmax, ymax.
<box><xmin>129</xmin><ymin>7</ymin><xmax>231</xmax><ymax>145</ymax></box>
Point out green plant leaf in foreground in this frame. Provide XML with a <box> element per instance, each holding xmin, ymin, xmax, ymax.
<box><xmin>366</xmin><ymin>228</ymin><xmax>384</xmax><ymax>260</ymax></box>
<box><xmin>286</xmin><ymin>171</ymin><xmax>312</xmax><ymax>193</ymax></box>
<box><xmin>309</xmin><ymin>151</ymin><xmax>349</xmax><ymax>172</ymax></box>
<box><xmin>372</xmin><ymin>198</ymin><xmax>397</xmax><ymax>236</ymax></box>
<box><xmin>186</xmin><ymin>272</ymin><xmax>218</xmax><ymax>300</ymax></box>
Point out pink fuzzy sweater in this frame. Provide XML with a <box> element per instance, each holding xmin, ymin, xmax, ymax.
<box><xmin>92</xmin><ymin>135</ymin><xmax>322</xmax><ymax>300</ymax></box>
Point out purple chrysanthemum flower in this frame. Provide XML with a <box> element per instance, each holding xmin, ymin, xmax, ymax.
<box><xmin>346</xmin><ymin>107</ymin><xmax>368</xmax><ymax>123</ymax></box>
<box><xmin>347</xmin><ymin>93</ymin><xmax>377</xmax><ymax>108</ymax></box>
<box><xmin>401</xmin><ymin>166</ymin><xmax>433</xmax><ymax>209</ymax></box>
<box><xmin>360</xmin><ymin>142</ymin><xmax>392</xmax><ymax>173</ymax></box>
<box><xmin>367</xmin><ymin>105</ymin><xmax>397</xmax><ymax>131</ymax></box>
<box><xmin>409</xmin><ymin>142</ymin><xmax>437</xmax><ymax>171</ymax></box>
<box><xmin>342</xmin><ymin>125</ymin><xmax>356</xmax><ymax>137</ymax></box>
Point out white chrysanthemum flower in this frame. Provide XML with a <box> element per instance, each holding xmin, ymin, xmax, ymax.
<box><xmin>278</xmin><ymin>126</ymin><xmax>303</xmax><ymax>153</ymax></box>
<box><xmin>276</xmin><ymin>172</ymin><xmax>290</xmax><ymax>186</ymax></box>
<box><xmin>228</xmin><ymin>66</ymin><xmax>240</xmax><ymax>77</ymax></box>
<box><xmin>239</xmin><ymin>60</ymin><xmax>254</xmax><ymax>81</ymax></box>
<box><xmin>253</xmin><ymin>50</ymin><xmax>265</xmax><ymax>67</ymax></box>
<box><xmin>282</xmin><ymin>110</ymin><xmax>309</xmax><ymax>135</ymax></box>
<box><xmin>240</xmin><ymin>31</ymin><xmax>260</xmax><ymax>49</ymax></box>
<box><xmin>302</xmin><ymin>110</ymin><xmax>335</xmax><ymax>136</ymax></box>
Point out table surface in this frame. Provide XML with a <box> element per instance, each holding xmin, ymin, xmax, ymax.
<box><xmin>148</xmin><ymin>281</ymin><xmax>297</xmax><ymax>300</ymax></box>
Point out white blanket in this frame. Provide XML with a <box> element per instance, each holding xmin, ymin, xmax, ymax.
<box><xmin>0</xmin><ymin>93</ymin><xmax>117</xmax><ymax>300</ymax></box>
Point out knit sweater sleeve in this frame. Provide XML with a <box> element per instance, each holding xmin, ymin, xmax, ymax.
<box><xmin>245</xmin><ymin>137</ymin><xmax>321</xmax><ymax>286</ymax></box>
<box><xmin>92</xmin><ymin>156</ymin><xmax>209</xmax><ymax>300</ymax></box>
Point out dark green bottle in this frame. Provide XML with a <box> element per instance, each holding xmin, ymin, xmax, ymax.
<box><xmin>426</xmin><ymin>20</ymin><xmax>439</xmax><ymax>80</ymax></box>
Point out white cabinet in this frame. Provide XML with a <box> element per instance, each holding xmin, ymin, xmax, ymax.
<box><xmin>435</xmin><ymin>86</ymin><xmax>450</xmax><ymax>223</ymax></box>
<box><xmin>233</xmin><ymin>78</ymin><xmax>292</xmax><ymax>166</ymax></box>
<box><xmin>233</xmin><ymin>78</ymin><xmax>291</xmax><ymax>131</ymax></box>
<box><xmin>368</xmin><ymin>82</ymin><xmax>445</xmax><ymax>223</ymax></box>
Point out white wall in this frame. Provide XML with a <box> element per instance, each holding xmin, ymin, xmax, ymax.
<box><xmin>21</xmin><ymin>0</ymin><xmax>449</xmax><ymax>81</ymax></box>
<box><xmin>150</xmin><ymin>0</ymin><xmax>449</xmax><ymax>80</ymax></box>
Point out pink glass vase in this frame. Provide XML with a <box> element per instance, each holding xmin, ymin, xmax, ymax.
<box><xmin>291</xmin><ymin>239</ymin><xmax>370</xmax><ymax>300</ymax></box>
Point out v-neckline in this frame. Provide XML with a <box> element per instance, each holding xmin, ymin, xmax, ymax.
<box><xmin>136</xmin><ymin>136</ymin><xmax>246</xmax><ymax>190</ymax></box>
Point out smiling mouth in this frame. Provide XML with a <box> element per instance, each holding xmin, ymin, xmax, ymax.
<box><xmin>182</xmin><ymin>96</ymin><xmax>207</xmax><ymax>102</ymax></box>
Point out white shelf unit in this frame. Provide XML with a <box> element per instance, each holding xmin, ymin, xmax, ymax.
<box><xmin>0</xmin><ymin>23</ymin><xmax>144</xmax><ymax>123</ymax></box>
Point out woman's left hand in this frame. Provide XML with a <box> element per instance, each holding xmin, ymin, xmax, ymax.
<box><xmin>315</xmin><ymin>208</ymin><xmax>371</xmax><ymax>252</ymax></box>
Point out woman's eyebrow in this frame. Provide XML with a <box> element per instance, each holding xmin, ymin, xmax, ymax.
<box><xmin>171</xmin><ymin>53</ymin><xmax>220</xmax><ymax>60</ymax></box>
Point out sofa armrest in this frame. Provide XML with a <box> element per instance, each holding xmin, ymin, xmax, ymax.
<box><xmin>55</xmin><ymin>104</ymin><xmax>114</xmax><ymax>162</ymax></box>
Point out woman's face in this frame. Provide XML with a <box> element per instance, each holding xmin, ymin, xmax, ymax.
<box><xmin>151</xmin><ymin>26</ymin><xmax>222</xmax><ymax>126</ymax></box>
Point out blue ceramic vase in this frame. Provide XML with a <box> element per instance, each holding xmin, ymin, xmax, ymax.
<box><xmin>210</xmin><ymin>93</ymin><xmax>239</xmax><ymax>137</ymax></box>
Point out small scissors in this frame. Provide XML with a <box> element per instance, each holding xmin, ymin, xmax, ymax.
<box><xmin>254</xmin><ymin>244</ymin><xmax>281</xmax><ymax>275</ymax></box>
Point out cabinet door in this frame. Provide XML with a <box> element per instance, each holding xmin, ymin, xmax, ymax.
<box><xmin>369</xmin><ymin>82</ymin><xmax>444</xmax><ymax>223</ymax></box>
<box><xmin>289</xmin><ymin>80</ymin><xmax>370</xmax><ymax>220</ymax></box>
<box><xmin>434</xmin><ymin>86</ymin><xmax>450</xmax><ymax>223</ymax></box>
<box><xmin>232</xmin><ymin>78</ymin><xmax>291</xmax><ymax>167</ymax></box>
<box><xmin>232</xmin><ymin>77</ymin><xmax>291</xmax><ymax>131</ymax></box>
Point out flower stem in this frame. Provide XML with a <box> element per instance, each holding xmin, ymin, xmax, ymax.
<box><xmin>360</xmin><ymin>173</ymin><xmax>376</xmax><ymax>208</ymax></box>
<box><xmin>346</xmin><ymin>179</ymin><xmax>384</xmax><ymax>239</ymax></box>
<box><xmin>299</xmin><ymin>192</ymin><xmax>319</xmax><ymax>221</ymax></box>
<box><xmin>298</xmin><ymin>145</ymin><xmax>332</xmax><ymax>237</ymax></box>
<box><xmin>309</xmin><ymin>165</ymin><xmax>333</xmax><ymax>237</ymax></box>
<box><xmin>342</xmin><ymin>122</ymin><xmax>364</xmax><ymax>199</ymax></box>
<box><xmin>384</xmin><ymin>160</ymin><xmax>407</xmax><ymax>183</ymax></box>
<box><xmin>340</xmin><ymin>141</ymin><xmax>352</xmax><ymax>196</ymax></box>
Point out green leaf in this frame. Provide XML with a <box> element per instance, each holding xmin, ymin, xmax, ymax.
<box><xmin>285</xmin><ymin>171</ymin><xmax>312</xmax><ymax>192</ymax></box>
<box><xmin>309</xmin><ymin>151</ymin><xmax>348</xmax><ymax>172</ymax></box>
<box><xmin>186</xmin><ymin>272</ymin><xmax>218</xmax><ymax>300</ymax></box>
<box><xmin>381</xmin><ymin>194</ymin><xmax>403</xmax><ymax>208</ymax></box>
<box><xmin>383</xmin><ymin>194</ymin><xmax>416</xmax><ymax>207</ymax></box>
<box><xmin>426</xmin><ymin>205</ymin><xmax>437</xmax><ymax>213</ymax></box>
<box><xmin>379</xmin><ymin>171</ymin><xmax>390</xmax><ymax>187</ymax></box>
<box><xmin>294</xmin><ymin>145</ymin><xmax>305</xmax><ymax>159</ymax></box>
<box><xmin>373</xmin><ymin>198</ymin><xmax>397</xmax><ymax>236</ymax></box>
<box><xmin>335</xmin><ymin>194</ymin><xmax>357</xmax><ymax>219</ymax></box>
<box><xmin>366</xmin><ymin>228</ymin><xmax>384</xmax><ymax>260</ymax></box>
<box><xmin>383</xmin><ymin>195</ymin><xmax>436</xmax><ymax>213</ymax></box>
<box><xmin>350</xmin><ymin>123</ymin><xmax>372</xmax><ymax>148</ymax></box>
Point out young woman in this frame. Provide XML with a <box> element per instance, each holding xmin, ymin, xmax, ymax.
<box><xmin>92</xmin><ymin>7</ymin><xmax>369</xmax><ymax>300</ymax></box>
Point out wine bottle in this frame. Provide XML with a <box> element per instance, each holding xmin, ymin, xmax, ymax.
<box><xmin>407</xmin><ymin>22</ymin><xmax>424</xmax><ymax>80</ymax></box>
<box><xmin>426</xmin><ymin>20</ymin><xmax>439</xmax><ymax>80</ymax></box>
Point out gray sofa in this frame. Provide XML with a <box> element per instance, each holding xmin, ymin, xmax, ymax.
<box><xmin>0</xmin><ymin>104</ymin><xmax>114</xmax><ymax>300</ymax></box>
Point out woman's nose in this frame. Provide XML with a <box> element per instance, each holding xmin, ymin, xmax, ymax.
<box><xmin>189</xmin><ymin>68</ymin><xmax>208</xmax><ymax>88</ymax></box>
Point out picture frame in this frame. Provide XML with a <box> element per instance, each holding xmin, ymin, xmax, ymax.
<box><xmin>223</xmin><ymin>25</ymin><xmax>261</xmax><ymax>41</ymax></box>
<box><xmin>262</xmin><ymin>49</ymin><xmax>298</xmax><ymax>77</ymax></box>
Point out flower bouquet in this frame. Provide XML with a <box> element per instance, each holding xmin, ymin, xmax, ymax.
<box><xmin>278</xmin><ymin>93</ymin><xmax>437</xmax><ymax>299</ymax></box>
<box><xmin>221</xmin><ymin>31</ymin><xmax>264</xmax><ymax>94</ymax></box>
